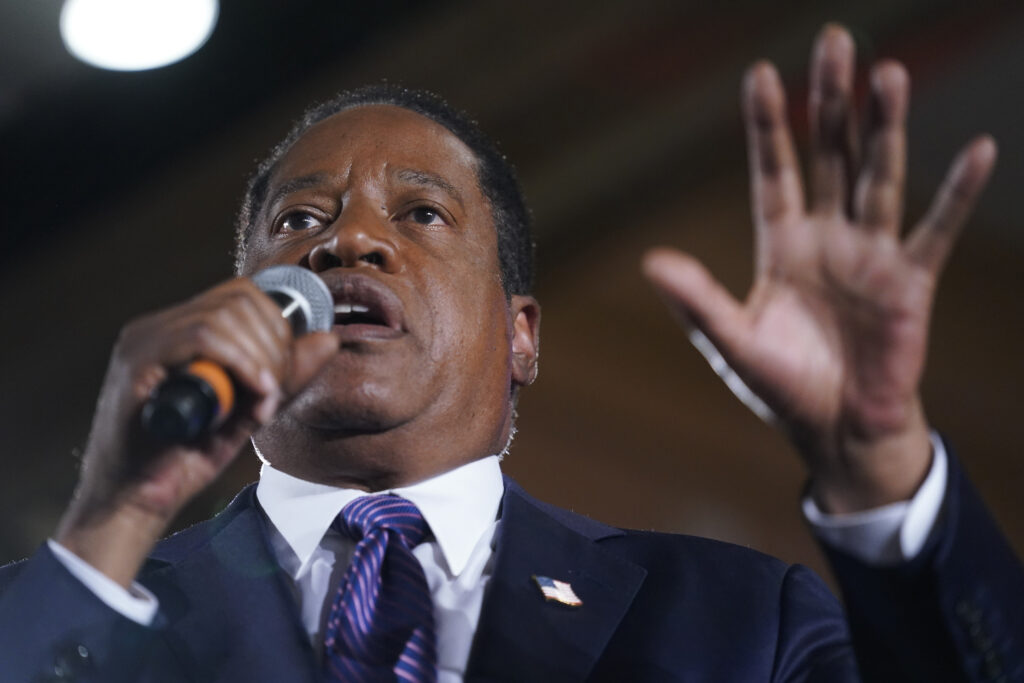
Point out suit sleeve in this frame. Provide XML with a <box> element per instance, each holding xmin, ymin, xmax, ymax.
<box><xmin>770</xmin><ymin>563</ymin><xmax>861</xmax><ymax>682</ymax></box>
<box><xmin>822</xmin><ymin>445</ymin><xmax>1024</xmax><ymax>682</ymax></box>
<box><xmin>0</xmin><ymin>544</ymin><xmax>162</xmax><ymax>683</ymax></box>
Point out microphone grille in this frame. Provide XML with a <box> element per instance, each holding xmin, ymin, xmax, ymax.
<box><xmin>250</xmin><ymin>265</ymin><xmax>334</xmax><ymax>333</ymax></box>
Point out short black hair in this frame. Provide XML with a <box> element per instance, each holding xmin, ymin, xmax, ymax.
<box><xmin>235</xmin><ymin>84</ymin><xmax>534</xmax><ymax>295</ymax></box>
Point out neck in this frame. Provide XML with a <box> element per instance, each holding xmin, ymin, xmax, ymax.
<box><xmin>253</xmin><ymin>411</ymin><xmax>511</xmax><ymax>491</ymax></box>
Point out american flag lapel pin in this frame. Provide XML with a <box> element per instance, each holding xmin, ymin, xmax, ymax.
<box><xmin>532</xmin><ymin>575</ymin><xmax>583</xmax><ymax>607</ymax></box>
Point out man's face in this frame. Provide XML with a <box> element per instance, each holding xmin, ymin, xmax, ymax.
<box><xmin>242</xmin><ymin>105</ymin><xmax>539</xmax><ymax>488</ymax></box>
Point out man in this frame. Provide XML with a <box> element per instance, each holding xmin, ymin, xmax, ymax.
<box><xmin>0</xmin><ymin>24</ymin><xmax>1021</xmax><ymax>682</ymax></box>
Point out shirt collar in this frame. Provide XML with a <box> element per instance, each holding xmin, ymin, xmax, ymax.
<box><xmin>256</xmin><ymin>455</ymin><xmax>504</xmax><ymax>577</ymax></box>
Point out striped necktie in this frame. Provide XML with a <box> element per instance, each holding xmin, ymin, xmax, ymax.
<box><xmin>323</xmin><ymin>495</ymin><xmax>437</xmax><ymax>682</ymax></box>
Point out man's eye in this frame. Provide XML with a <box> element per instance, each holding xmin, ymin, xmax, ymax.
<box><xmin>280</xmin><ymin>212</ymin><xmax>323</xmax><ymax>232</ymax></box>
<box><xmin>407</xmin><ymin>207</ymin><xmax>446</xmax><ymax>226</ymax></box>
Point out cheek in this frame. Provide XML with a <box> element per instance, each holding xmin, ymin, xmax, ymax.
<box><xmin>243</xmin><ymin>235</ymin><xmax>308</xmax><ymax>273</ymax></box>
<box><xmin>241</xmin><ymin>235</ymin><xmax>280</xmax><ymax>274</ymax></box>
<box><xmin>422</xmin><ymin>270</ymin><xmax>509</xmax><ymax>374</ymax></box>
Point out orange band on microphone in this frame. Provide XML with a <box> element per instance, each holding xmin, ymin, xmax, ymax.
<box><xmin>186</xmin><ymin>359</ymin><xmax>235</xmax><ymax>418</ymax></box>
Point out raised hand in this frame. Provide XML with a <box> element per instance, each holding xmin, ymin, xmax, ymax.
<box><xmin>55</xmin><ymin>278</ymin><xmax>339</xmax><ymax>586</ymax></box>
<box><xmin>643</xmin><ymin>25</ymin><xmax>996</xmax><ymax>513</ymax></box>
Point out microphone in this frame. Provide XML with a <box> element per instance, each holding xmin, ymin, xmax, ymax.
<box><xmin>141</xmin><ymin>265</ymin><xmax>334</xmax><ymax>443</ymax></box>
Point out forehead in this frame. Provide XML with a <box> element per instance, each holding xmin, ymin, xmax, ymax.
<box><xmin>269</xmin><ymin>104</ymin><xmax>482</xmax><ymax>195</ymax></box>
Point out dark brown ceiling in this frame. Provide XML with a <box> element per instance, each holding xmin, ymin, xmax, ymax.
<box><xmin>1</xmin><ymin>0</ymin><xmax>1021</xmax><ymax>590</ymax></box>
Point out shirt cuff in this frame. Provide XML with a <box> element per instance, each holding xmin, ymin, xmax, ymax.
<box><xmin>46</xmin><ymin>539</ymin><xmax>159</xmax><ymax>625</ymax></box>
<box><xmin>802</xmin><ymin>432</ymin><xmax>948</xmax><ymax>566</ymax></box>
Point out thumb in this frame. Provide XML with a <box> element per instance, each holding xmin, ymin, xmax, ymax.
<box><xmin>284</xmin><ymin>331</ymin><xmax>340</xmax><ymax>396</ymax></box>
<box><xmin>642</xmin><ymin>247</ymin><xmax>778</xmax><ymax>423</ymax></box>
<box><xmin>642</xmin><ymin>247</ymin><xmax>745</xmax><ymax>345</ymax></box>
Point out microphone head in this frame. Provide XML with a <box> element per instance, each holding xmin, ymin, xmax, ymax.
<box><xmin>251</xmin><ymin>265</ymin><xmax>333</xmax><ymax>335</ymax></box>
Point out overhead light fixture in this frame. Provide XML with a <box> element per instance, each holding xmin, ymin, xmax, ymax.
<box><xmin>60</xmin><ymin>0</ymin><xmax>219</xmax><ymax>72</ymax></box>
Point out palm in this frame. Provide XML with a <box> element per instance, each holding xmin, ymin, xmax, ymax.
<box><xmin>738</xmin><ymin>214</ymin><xmax>932</xmax><ymax>435</ymax></box>
<box><xmin>644</xmin><ymin>26</ymin><xmax>995</xmax><ymax>505</ymax></box>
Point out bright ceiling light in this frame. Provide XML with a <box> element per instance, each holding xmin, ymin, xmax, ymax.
<box><xmin>60</xmin><ymin>0</ymin><xmax>219</xmax><ymax>71</ymax></box>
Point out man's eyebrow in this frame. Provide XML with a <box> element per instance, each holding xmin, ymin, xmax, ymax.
<box><xmin>395</xmin><ymin>169</ymin><xmax>464</xmax><ymax>208</ymax></box>
<box><xmin>266</xmin><ymin>173</ymin><xmax>329</xmax><ymax>208</ymax></box>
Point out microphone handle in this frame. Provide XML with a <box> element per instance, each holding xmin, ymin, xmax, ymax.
<box><xmin>141</xmin><ymin>359</ymin><xmax>236</xmax><ymax>443</ymax></box>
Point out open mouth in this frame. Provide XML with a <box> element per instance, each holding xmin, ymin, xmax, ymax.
<box><xmin>334</xmin><ymin>302</ymin><xmax>388</xmax><ymax>327</ymax></box>
<box><xmin>323</xmin><ymin>274</ymin><xmax>405</xmax><ymax>337</ymax></box>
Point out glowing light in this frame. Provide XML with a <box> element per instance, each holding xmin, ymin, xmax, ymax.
<box><xmin>60</xmin><ymin>0</ymin><xmax>219</xmax><ymax>71</ymax></box>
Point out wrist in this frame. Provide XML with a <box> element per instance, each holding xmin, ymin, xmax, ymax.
<box><xmin>804</xmin><ymin>401</ymin><xmax>933</xmax><ymax>514</ymax></box>
<box><xmin>55</xmin><ymin>490</ymin><xmax>172</xmax><ymax>589</ymax></box>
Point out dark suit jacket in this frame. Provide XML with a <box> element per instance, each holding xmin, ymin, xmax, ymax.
<box><xmin>0</xmin><ymin>450</ymin><xmax>1021</xmax><ymax>682</ymax></box>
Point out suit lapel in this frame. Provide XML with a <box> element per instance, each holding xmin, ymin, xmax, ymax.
<box><xmin>143</xmin><ymin>486</ymin><xmax>319</xmax><ymax>683</ymax></box>
<box><xmin>466</xmin><ymin>479</ymin><xmax>647</xmax><ymax>682</ymax></box>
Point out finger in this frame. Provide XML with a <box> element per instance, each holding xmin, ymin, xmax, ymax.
<box><xmin>197</xmin><ymin>303</ymin><xmax>283</xmax><ymax>385</ymax></box>
<box><xmin>642</xmin><ymin>248</ymin><xmax>748</xmax><ymax>363</ymax></box>
<box><xmin>193</xmin><ymin>411</ymin><xmax>262</xmax><ymax>468</ymax></box>
<box><xmin>809</xmin><ymin>24</ymin><xmax>857</xmax><ymax>215</ymax></box>
<box><xmin>224</xmin><ymin>291</ymin><xmax>291</xmax><ymax>380</ymax></box>
<box><xmin>905</xmin><ymin>136</ymin><xmax>997</xmax><ymax>273</ymax></box>
<box><xmin>199</xmin><ymin>280</ymin><xmax>292</xmax><ymax>374</ymax></box>
<box><xmin>203</xmin><ymin>306</ymin><xmax>291</xmax><ymax>422</ymax></box>
<box><xmin>236</xmin><ymin>279</ymin><xmax>293</xmax><ymax>351</ymax></box>
<box><xmin>231</xmin><ymin>330</ymin><xmax>338</xmax><ymax>426</ymax></box>
<box><xmin>743</xmin><ymin>61</ymin><xmax>805</xmax><ymax>227</ymax></box>
<box><xmin>151</xmin><ymin>311</ymin><xmax>279</xmax><ymax>407</ymax></box>
<box><xmin>282</xmin><ymin>331</ymin><xmax>340</xmax><ymax>396</ymax></box>
<box><xmin>853</xmin><ymin>61</ymin><xmax>909</xmax><ymax>233</ymax></box>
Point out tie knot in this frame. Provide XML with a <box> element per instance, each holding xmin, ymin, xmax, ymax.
<box><xmin>337</xmin><ymin>495</ymin><xmax>430</xmax><ymax>548</ymax></box>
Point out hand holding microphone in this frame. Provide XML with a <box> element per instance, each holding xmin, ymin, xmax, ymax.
<box><xmin>56</xmin><ymin>266</ymin><xmax>339</xmax><ymax>586</ymax></box>
<box><xmin>141</xmin><ymin>266</ymin><xmax>334</xmax><ymax>442</ymax></box>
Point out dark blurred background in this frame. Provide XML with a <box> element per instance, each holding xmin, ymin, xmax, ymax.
<box><xmin>1</xmin><ymin>0</ymin><xmax>1022</xmax><ymax>591</ymax></box>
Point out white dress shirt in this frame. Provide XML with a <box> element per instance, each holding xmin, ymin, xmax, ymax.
<box><xmin>48</xmin><ymin>436</ymin><xmax>951</xmax><ymax>680</ymax></box>
<box><xmin>255</xmin><ymin>455</ymin><xmax>503</xmax><ymax>682</ymax></box>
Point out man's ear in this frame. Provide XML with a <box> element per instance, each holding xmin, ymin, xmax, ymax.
<box><xmin>509</xmin><ymin>295</ymin><xmax>541</xmax><ymax>388</ymax></box>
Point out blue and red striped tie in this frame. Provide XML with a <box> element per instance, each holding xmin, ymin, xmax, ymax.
<box><xmin>323</xmin><ymin>495</ymin><xmax>437</xmax><ymax>682</ymax></box>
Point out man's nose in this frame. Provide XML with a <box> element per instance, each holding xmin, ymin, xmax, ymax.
<box><xmin>305</xmin><ymin>204</ymin><xmax>398</xmax><ymax>274</ymax></box>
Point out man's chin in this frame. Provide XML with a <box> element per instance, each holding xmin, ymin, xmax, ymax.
<box><xmin>276</xmin><ymin>384</ymin><xmax>411</xmax><ymax>437</ymax></box>
<box><xmin>283</xmin><ymin>352</ymin><xmax>433</xmax><ymax>432</ymax></box>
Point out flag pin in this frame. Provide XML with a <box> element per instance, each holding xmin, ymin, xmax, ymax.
<box><xmin>532</xmin><ymin>575</ymin><xmax>583</xmax><ymax>607</ymax></box>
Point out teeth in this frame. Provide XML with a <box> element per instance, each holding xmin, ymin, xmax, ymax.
<box><xmin>334</xmin><ymin>303</ymin><xmax>371</xmax><ymax>315</ymax></box>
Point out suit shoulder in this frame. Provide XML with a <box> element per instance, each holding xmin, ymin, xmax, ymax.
<box><xmin>601</xmin><ymin>526</ymin><xmax>799</xmax><ymax>590</ymax></box>
<box><xmin>504</xmin><ymin>478</ymin><xmax>795</xmax><ymax>583</ymax></box>
<box><xmin>601</xmin><ymin>529</ymin><xmax>845</xmax><ymax>643</ymax></box>
<box><xmin>148</xmin><ymin>483</ymin><xmax>258</xmax><ymax>563</ymax></box>
<box><xmin>0</xmin><ymin>554</ymin><xmax>29</xmax><ymax>593</ymax></box>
